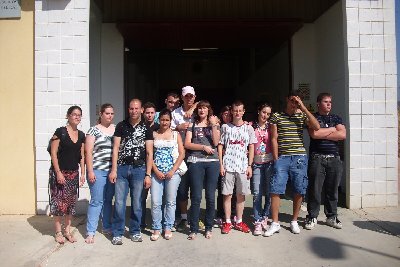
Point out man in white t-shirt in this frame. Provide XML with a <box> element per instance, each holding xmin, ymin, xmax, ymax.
<box><xmin>171</xmin><ymin>85</ymin><xmax>197</xmax><ymax>230</ymax></box>
<box><xmin>218</xmin><ymin>100</ymin><xmax>257</xmax><ymax>234</ymax></box>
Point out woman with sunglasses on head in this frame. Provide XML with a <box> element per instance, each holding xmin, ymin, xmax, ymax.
<box><xmin>250</xmin><ymin>103</ymin><xmax>273</xmax><ymax>236</ymax></box>
<box><xmin>49</xmin><ymin>106</ymin><xmax>86</xmax><ymax>244</ymax></box>
<box><xmin>84</xmin><ymin>103</ymin><xmax>116</xmax><ymax>244</ymax></box>
<box><xmin>185</xmin><ymin>100</ymin><xmax>220</xmax><ymax>240</ymax></box>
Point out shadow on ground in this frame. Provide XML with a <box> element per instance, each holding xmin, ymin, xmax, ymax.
<box><xmin>353</xmin><ymin>220</ymin><xmax>400</xmax><ymax>237</ymax></box>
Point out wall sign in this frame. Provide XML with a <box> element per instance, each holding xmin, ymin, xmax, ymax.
<box><xmin>0</xmin><ymin>0</ymin><xmax>21</xmax><ymax>19</ymax></box>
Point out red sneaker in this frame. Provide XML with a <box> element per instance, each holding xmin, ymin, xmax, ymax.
<box><xmin>221</xmin><ymin>222</ymin><xmax>232</xmax><ymax>234</ymax></box>
<box><xmin>234</xmin><ymin>222</ymin><xmax>251</xmax><ymax>233</ymax></box>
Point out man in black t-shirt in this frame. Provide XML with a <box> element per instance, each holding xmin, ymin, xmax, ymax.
<box><xmin>305</xmin><ymin>93</ymin><xmax>346</xmax><ymax>231</ymax></box>
<box><xmin>109</xmin><ymin>99</ymin><xmax>154</xmax><ymax>245</ymax></box>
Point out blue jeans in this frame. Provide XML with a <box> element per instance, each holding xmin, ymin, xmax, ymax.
<box><xmin>252</xmin><ymin>162</ymin><xmax>273</xmax><ymax>221</ymax></box>
<box><xmin>150</xmin><ymin>173</ymin><xmax>181</xmax><ymax>231</ymax></box>
<box><xmin>270</xmin><ymin>155</ymin><xmax>308</xmax><ymax>195</ymax></box>
<box><xmin>188</xmin><ymin>161</ymin><xmax>220</xmax><ymax>233</ymax></box>
<box><xmin>112</xmin><ymin>165</ymin><xmax>145</xmax><ymax>237</ymax></box>
<box><xmin>86</xmin><ymin>169</ymin><xmax>115</xmax><ymax>236</ymax></box>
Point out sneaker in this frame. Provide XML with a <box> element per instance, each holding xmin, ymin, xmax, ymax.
<box><xmin>213</xmin><ymin>218</ymin><xmax>223</xmax><ymax>228</ymax></box>
<box><xmin>234</xmin><ymin>222</ymin><xmax>251</xmax><ymax>233</ymax></box>
<box><xmin>221</xmin><ymin>222</ymin><xmax>232</xmax><ymax>234</ymax></box>
<box><xmin>102</xmin><ymin>229</ymin><xmax>112</xmax><ymax>236</ymax></box>
<box><xmin>130</xmin><ymin>234</ymin><xmax>143</xmax><ymax>242</ymax></box>
<box><xmin>304</xmin><ymin>217</ymin><xmax>317</xmax><ymax>230</ymax></box>
<box><xmin>253</xmin><ymin>221</ymin><xmax>263</xmax><ymax>236</ymax></box>
<box><xmin>261</xmin><ymin>217</ymin><xmax>269</xmax><ymax>231</ymax></box>
<box><xmin>111</xmin><ymin>236</ymin><xmax>123</xmax><ymax>245</ymax></box>
<box><xmin>171</xmin><ymin>226</ymin><xmax>176</xmax><ymax>232</ymax></box>
<box><xmin>176</xmin><ymin>219</ymin><xmax>188</xmax><ymax>231</ymax></box>
<box><xmin>290</xmin><ymin>221</ymin><xmax>301</xmax><ymax>234</ymax></box>
<box><xmin>199</xmin><ymin>220</ymin><xmax>205</xmax><ymax>230</ymax></box>
<box><xmin>263</xmin><ymin>222</ymin><xmax>280</xmax><ymax>237</ymax></box>
<box><xmin>326</xmin><ymin>217</ymin><xmax>342</xmax><ymax>229</ymax></box>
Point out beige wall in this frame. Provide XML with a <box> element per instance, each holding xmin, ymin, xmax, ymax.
<box><xmin>0</xmin><ymin>0</ymin><xmax>35</xmax><ymax>214</ymax></box>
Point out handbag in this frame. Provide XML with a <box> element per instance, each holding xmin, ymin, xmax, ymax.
<box><xmin>172</xmin><ymin>131</ymin><xmax>188</xmax><ymax>176</ymax></box>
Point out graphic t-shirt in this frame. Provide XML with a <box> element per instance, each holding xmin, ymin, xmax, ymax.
<box><xmin>309</xmin><ymin>112</ymin><xmax>343</xmax><ymax>156</ymax></box>
<box><xmin>251</xmin><ymin>122</ymin><xmax>272</xmax><ymax>164</ymax></box>
<box><xmin>187</xmin><ymin>124</ymin><xmax>219</xmax><ymax>160</ymax></box>
<box><xmin>86</xmin><ymin>126</ymin><xmax>114</xmax><ymax>171</ymax></box>
<box><xmin>269</xmin><ymin>112</ymin><xmax>307</xmax><ymax>156</ymax></box>
<box><xmin>114</xmin><ymin>119</ymin><xmax>153</xmax><ymax>166</ymax></box>
<box><xmin>219</xmin><ymin>123</ymin><xmax>257</xmax><ymax>173</ymax></box>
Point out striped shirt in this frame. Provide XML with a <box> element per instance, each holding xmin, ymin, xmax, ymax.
<box><xmin>87</xmin><ymin>126</ymin><xmax>114</xmax><ymax>171</ymax></box>
<box><xmin>270</xmin><ymin>112</ymin><xmax>307</xmax><ymax>155</ymax></box>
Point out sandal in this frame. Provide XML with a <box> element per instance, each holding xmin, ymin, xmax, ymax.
<box><xmin>85</xmin><ymin>234</ymin><xmax>94</xmax><ymax>244</ymax></box>
<box><xmin>54</xmin><ymin>231</ymin><xmax>65</xmax><ymax>244</ymax></box>
<box><xmin>150</xmin><ymin>231</ymin><xmax>160</xmax><ymax>241</ymax></box>
<box><xmin>64</xmin><ymin>231</ymin><xmax>77</xmax><ymax>243</ymax></box>
<box><xmin>164</xmin><ymin>231</ymin><xmax>173</xmax><ymax>240</ymax></box>
<box><xmin>187</xmin><ymin>232</ymin><xmax>197</xmax><ymax>240</ymax></box>
<box><xmin>205</xmin><ymin>231</ymin><xmax>212</xmax><ymax>239</ymax></box>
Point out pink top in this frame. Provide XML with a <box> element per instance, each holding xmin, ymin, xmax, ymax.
<box><xmin>252</xmin><ymin>122</ymin><xmax>272</xmax><ymax>164</ymax></box>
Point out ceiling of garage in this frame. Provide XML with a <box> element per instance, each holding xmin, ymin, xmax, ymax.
<box><xmin>93</xmin><ymin>0</ymin><xmax>339</xmax><ymax>49</ymax></box>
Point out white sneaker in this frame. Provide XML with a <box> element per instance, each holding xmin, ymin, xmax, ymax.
<box><xmin>290</xmin><ymin>221</ymin><xmax>301</xmax><ymax>234</ymax></box>
<box><xmin>263</xmin><ymin>222</ymin><xmax>280</xmax><ymax>237</ymax></box>
<box><xmin>304</xmin><ymin>217</ymin><xmax>317</xmax><ymax>230</ymax></box>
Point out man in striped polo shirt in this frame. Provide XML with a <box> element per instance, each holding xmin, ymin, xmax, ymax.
<box><xmin>305</xmin><ymin>93</ymin><xmax>346</xmax><ymax>230</ymax></box>
<box><xmin>264</xmin><ymin>91</ymin><xmax>320</xmax><ymax>236</ymax></box>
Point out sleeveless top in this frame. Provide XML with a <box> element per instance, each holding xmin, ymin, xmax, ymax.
<box><xmin>153</xmin><ymin>135</ymin><xmax>176</xmax><ymax>173</ymax></box>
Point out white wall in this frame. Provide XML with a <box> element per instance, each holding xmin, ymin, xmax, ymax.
<box><xmin>35</xmin><ymin>0</ymin><xmax>91</xmax><ymax>214</ymax></box>
<box><xmin>345</xmin><ymin>0</ymin><xmax>398</xmax><ymax>208</ymax></box>
<box><xmin>100</xmin><ymin>24</ymin><xmax>124</xmax><ymax>123</ymax></box>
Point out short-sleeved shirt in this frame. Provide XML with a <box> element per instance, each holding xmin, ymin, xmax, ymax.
<box><xmin>171</xmin><ymin>106</ymin><xmax>194</xmax><ymax>142</ymax></box>
<box><xmin>251</xmin><ymin>122</ymin><xmax>273</xmax><ymax>164</ymax></box>
<box><xmin>53</xmin><ymin>126</ymin><xmax>85</xmax><ymax>171</ymax></box>
<box><xmin>187</xmin><ymin>124</ymin><xmax>219</xmax><ymax>160</ymax></box>
<box><xmin>114</xmin><ymin>119</ymin><xmax>153</xmax><ymax>166</ymax></box>
<box><xmin>269</xmin><ymin>112</ymin><xmax>307</xmax><ymax>156</ymax></box>
<box><xmin>219</xmin><ymin>123</ymin><xmax>257</xmax><ymax>173</ymax></box>
<box><xmin>309</xmin><ymin>112</ymin><xmax>343</xmax><ymax>156</ymax></box>
<box><xmin>86</xmin><ymin>126</ymin><xmax>114</xmax><ymax>171</ymax></box>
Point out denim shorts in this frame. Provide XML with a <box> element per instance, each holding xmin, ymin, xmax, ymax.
<box><xmin>270</xmin><ymin>155</ymin><xmax>308</xmax><ymax>195</ymax></box>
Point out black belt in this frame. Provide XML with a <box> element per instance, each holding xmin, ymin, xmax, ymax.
<box><xmin>132</xmin><ymin>159</ymin><xmax>145</xmax><ymax>166</ymax></box>
<box><xmin>311</xmin><ymin>153</ymin><xmax>338</xmax><ymax>159</ymax></box>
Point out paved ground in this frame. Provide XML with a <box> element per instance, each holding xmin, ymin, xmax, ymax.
<box><xmin>0</xmin><ymin>199</ymin><xmax>399</xmax><ymax>267</ymax></box>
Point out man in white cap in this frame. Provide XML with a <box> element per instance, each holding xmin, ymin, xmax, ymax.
<box><xmin>171</xmin><ymin>85</ymin><xmax>197</xmax><ymax>230</ymax></box>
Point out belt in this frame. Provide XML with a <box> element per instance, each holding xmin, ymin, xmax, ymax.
<box><xmin>311</xmin><ymin>153</ymin><xmax>337</xmax><ymax>159</ymax></box>
<box><xmin>132</xmin><ymin>159</ymin><xmax>145</xmax><ymax>166</ymax></box>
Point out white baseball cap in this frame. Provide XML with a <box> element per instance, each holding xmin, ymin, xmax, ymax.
<box><xmin>182</xmin><ymin>86</ymin><xmax>196</xmax><ymax>96</ymax></box>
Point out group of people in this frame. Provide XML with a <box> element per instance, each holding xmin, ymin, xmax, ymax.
<box><xmin>48</xmin><ymin>85</ymin><xmax>346</xmax><ymax>245</ymax></box>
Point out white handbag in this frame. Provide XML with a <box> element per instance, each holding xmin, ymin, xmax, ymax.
<box><xmin>172</xmin><ymin>131</ymin><xmax>188</xmax><ymax>176</ymax></box>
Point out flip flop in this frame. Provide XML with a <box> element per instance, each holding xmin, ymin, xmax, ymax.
<box><xmin>85</xmin><ymin>235</ymin><xmax>94</xmax><ymax>244</ymax></box>
<box><xmin>54</xmin><ymin>231</ymin><xmax>65</xmax><ymax>244</ymax></box>
<box><xmin>64</xmin><ymin>231</ymin><xmax>77</xmax><ymax>243</ymax></box>
<box><xmin>205</xmin><ymin>231</ymin><xmax>212</xmax><ymax>239</ymax></box>
<box><xmin>150</xmin><ymin>231</ymin><xmax>160</xmax><ymax>241</ymax></box>
<box><xmin>187</xmin><ymin>232</ymin><xmax>197</xmax><ymax>240</ymax></box>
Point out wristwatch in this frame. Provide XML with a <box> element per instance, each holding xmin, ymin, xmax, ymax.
<box><xmin>145</xmin><ymin>173</ymin><xmax>151</xmax><ymax>177</ymax></box>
